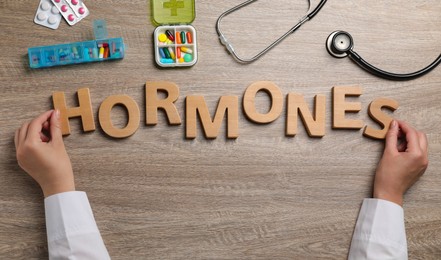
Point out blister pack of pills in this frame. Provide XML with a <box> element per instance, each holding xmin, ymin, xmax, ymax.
<box><xmin>51</xmin><ymin>0</ymin><xmax>89</xmax><ymax>26</ymax></box>
<box><xmin>34</xmin><ymin>0</ymin><xmax>62</xmax><ymax>30</ymax></box>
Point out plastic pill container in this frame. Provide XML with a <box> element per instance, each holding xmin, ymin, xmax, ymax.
<box><xmin>151</xmin><ymin>0</ymin><xmax>197</xmax><ymax>67</ymax></box>
<box><xmin>28</xmin><ymin>38</ymin><xmax>124</xmax><ymax>68</ymax></box>
<box><xmin>28</xmin><ymin>20</ymin><xmax>125</xmax><ymax>69</ymax></box>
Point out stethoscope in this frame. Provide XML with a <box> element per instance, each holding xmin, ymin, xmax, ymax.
<box><xmin>216</xmin><ymin>0</ymin><xmax>328</xmax><ymax>63</ymax></box>
<box><xmin>326</xmin><ymin>31</ymin><xmax>441</xmax><ymax>81</ymax></box>
<box><xmin>216</xmin><ymin>0</ymin><xmax>441</xmax><ymax>80</ymax></box>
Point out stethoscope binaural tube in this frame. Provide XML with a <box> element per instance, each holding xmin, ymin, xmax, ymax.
<box><xmin>326</xmin><ymin>30</ymin><xmax>441</xmax><ymax>81</ymax></box>
<box><xmin>216</xmin><ymin>0</ymin><xmax>328</xmax><ymax>64</ymax></box>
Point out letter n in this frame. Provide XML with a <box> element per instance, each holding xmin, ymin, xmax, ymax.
<box><xmin>286</xmin><ymin>93</ymin><xmax>326</xmax><ymax>137</ymax></box>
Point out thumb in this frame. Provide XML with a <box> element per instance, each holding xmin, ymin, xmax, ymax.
<box><xmin>385</xmin><ymin>120</ymin><xmax>399</xmax><ymax>152</ymax></box>
<box><xmin>50</xmin><ymin>110</ymin><xmax>63</xmax><ymax>143</ymax></box>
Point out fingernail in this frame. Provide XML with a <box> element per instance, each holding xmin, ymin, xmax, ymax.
<box><xmin>55</xmin><ymin>109</ymin><xmax>60</xmax><ymax>119</ymax></box>
<box><xmin>391</xmin><ymin>120</ymin><xmax>397</xmax><ymax>128</ymax></box>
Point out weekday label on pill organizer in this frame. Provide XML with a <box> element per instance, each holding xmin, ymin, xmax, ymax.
<box><xmin>154</xmin><ymin>25</ymin><xmax>197</xmax><ymax>67</ymax></box>
<box><xmin>34</xmin><ymin>0</ymin><xmax>62</xmax><ymax>30</ymax></box>
<box><xmin>51</xmin><ymin>0</ymin><xmax>89</xmax><ymax>26</ymax></box>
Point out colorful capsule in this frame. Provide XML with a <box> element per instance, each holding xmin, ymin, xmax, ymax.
<box><xmin>165</xmin><ymin>30</ymin><xmax>174</xmax><ymax>42</ymax></box>
<box><xmin>160</xmin><ymin>58</ymin><xmax>174</xmax><ymax>64</ymax></box>
<box><xmin>99</xmin><ymin>47</ymin><xmax>104</xmax><ymax>58</ymax></box>
<box><xmin>179</xmin><ymin>57</ymin><xmax>184</xmax><ymax>63</ymax></box>
<box><xmin>104</xmin><ymin>47</ymin><xmax>109</xmax><ymax>58</ymax></box>
<box><xmin>186</xmin><ymin>32</ymin><xmax>192</xmax><ymax>44</ymax></box>
<box><xmin>176</xmin><ymin>32</ymin><xmax>181</xmax><ymax>44</ymax></box>
<box><xmin>168</xmin><ymin>47</ymin><xmax>175</xmax><ymax>60</ymax></box>
<box><xmin>180</xmin><ymin>31</ymin><xmax>186</xmax><ymax>44</ymax></box>
<box><xmin>92</xmin><ymin>47</ymin><xmax>98</xmax><ymax>59</ymax></box>
<box><xmin>180</xmin><ymin>47</ymin><xmax>192</xmax><ymax>54</ymax></box>
<box><xmin>176</xmin><ymin>47</ymin><xmax>181</xmax><ymax>59</ymax></box>
<box><xmin>163</xmin><ymin>48</ymin><xmax>171</xmax><ymax>59</ymax></box>
<box><xmin>159</xmin><ymin>48</ymin><xmax>166</xmax><ymax>58</ymax></box>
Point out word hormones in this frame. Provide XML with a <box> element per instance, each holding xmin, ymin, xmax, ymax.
<box><xmin>52</xmin><ymin>81</ymin><xmax>399</xmax><ymax>140</ymax></box>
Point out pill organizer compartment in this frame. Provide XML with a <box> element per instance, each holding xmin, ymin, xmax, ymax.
<box><xmin>151</xmin><ymin>0</ymin><xmax>197</xmax><ymax>67</ymax></box>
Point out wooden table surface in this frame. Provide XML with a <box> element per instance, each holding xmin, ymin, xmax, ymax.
<box><xmin>1</xmin><ymin>0</ymin><xmax>440</xmax><ymax>259</ymax></box>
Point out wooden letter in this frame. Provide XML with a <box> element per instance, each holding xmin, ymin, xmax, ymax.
<box><xmin>146</xmin><ymin>81</ymin><xmax>182</xmax><ymax>125</ymax></box>
<box><xmin>98</xmin><ymin>95</ymin><xmax>140</xmax><ymax>138</ymax></box>
<box><xmin>186</xmin><ymin>96</ymin><xmax>239</xmax><ymax>139</ymax></box>
<box><xmin>363</xmin><ymin>98</ymin><xmax>399</xmax><ymax>139</ymax></box>
<box><xmin>52</xmin><ymin>88</ymin><xmax>95</xmax><ymax>135</ymax></box>
<box><xmin>286</xmin><ymin>93</ymin><xmax>326</xmax><ymax>137</ymax></box>
<box><xmin>332</xmin><ymin>86</ymin><xmax>363</xmax><ymax>129</ymax></box>
<box><xmin>243</xmin><ymin>81</ymin><xmax>283</xmax><ymax>123</ymax></box>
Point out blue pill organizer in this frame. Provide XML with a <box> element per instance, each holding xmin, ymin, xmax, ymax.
<box><xmin>28</xmin><ymin>38</ymin><xmax>124</xmax><ymax>69</ymax></box>
<box><xmin>28</xmin><ymin>20</ymin><xmax>125</xmax><ymax>69</ymax></box>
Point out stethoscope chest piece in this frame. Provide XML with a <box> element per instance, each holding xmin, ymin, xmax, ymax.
<box><xmin>326</xmin><ymin>30</ymin><xmax>353</xmax><ymax>58</ymax></box>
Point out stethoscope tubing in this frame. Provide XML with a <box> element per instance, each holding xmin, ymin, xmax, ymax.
<box><xmin>349</xmin><ymin>50</ymin><xmax>441</xmax><ymax>81</ymax></box>
<box><xmin>216</xmin><ymin>0</ymin><xmax>328</xmax><ymax>63</ymax></box>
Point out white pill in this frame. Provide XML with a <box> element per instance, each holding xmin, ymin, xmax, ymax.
<box><xmin>48</xmin><ymin>16</ymin><xmax>58</xmax><ymax>24</ymax></box>
<box><xmin>41</xmin><ymin>2</ymin><xmax>51</xmax><ymax>11</ymax></box>
<box><xmin>51</xmin><ymin>6</ymin><xmax>60</xmax><ymax>14</ymax></box>
<box><xmin>37</xmin><ymin>12</ymin><xmax>48</xmax><ymax>21</ymax></box>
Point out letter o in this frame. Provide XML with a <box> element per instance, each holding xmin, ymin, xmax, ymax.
<box><xmin>99</xmin><ymin>95</ymin><xmax>140</xmax><ymax>138</ymax></box>
<box><xmin>243</xmin><ymin>81</ymin><xmax>283</xmax><ymax>123</ymax></box>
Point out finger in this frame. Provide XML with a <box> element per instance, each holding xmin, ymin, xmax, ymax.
<box><xmin>418</xmin><ymin>131</ymin><xmax>428</xmax><ymax>155</ymax></box>
<box><xmin>396</xmin><ymin>120</ymin><xmax>419</xmax><ymax>152</ymax></box>
<box><xmin>396</xmin><ymin>127</ymin><xmax>407</xmax><ymax>152</ymax></box>
<box><xmin>49</xmin><ymin>110</ymin><xmax>63</xmax><ymax>144</ymax></box>
<box><xmin>41</xmin><ymin>120</ymin><xmax>51</xmax><ymax>142</ymax></box>
<box><xmin>397</xmin><ymin>129</ymin><xmax>404</xmax><ymax>139</ymax></box>
<box><xmin>19</xmin><ymin>122</ymin><xmax>29</xmax><ymax>144</ymax></box>
<box><xmin>26</xmin><ymin>110</ymin><xmax>54</xmax><ymax>141</ymax></box>
<box><xmin>385</xmin><ymin>120</ymin><xmax>399</xmax><ymax>153</ymax></box>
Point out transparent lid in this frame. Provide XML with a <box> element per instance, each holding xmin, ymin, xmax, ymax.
<box><xmin>151</xmin><ymin>0</ymin><xmax>195</xmax><ymax>26</ymax></box>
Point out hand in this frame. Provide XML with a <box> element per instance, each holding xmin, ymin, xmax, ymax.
<box><xmin>373</xmin><ymin>120</ymin><xmax>428</xmax><ymax>206</ymax></box>
<box><xmin>15</xmin><ymin>110</ymin><xmax>75</xmax><ymax>197</ymax></box>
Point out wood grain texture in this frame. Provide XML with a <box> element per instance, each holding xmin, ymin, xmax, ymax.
<box><xmin>1</xmin><ymin>0</ymin><xmax>440</xmax><ymax>259</ymax></box>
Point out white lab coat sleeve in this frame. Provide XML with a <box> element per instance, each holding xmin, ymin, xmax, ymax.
<box><xmin>348</xmin><ymin>198</ymin><xmax>407</xmax><ymax>260</ymax></box>
<box><xmin>44</xmin><ymin>191</ymin><xmax>110</xmax><ymax>260</ymax></box>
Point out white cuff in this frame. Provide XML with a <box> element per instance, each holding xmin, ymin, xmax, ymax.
<box><xmin>44</xmin><ymin>191</ymin><xmax>110</xmax><ymax>259</ymax></box>
<box><xmin>348</xmin><ymin>198</ymin><xmax>407</xmax><ymax>260</ymax></box>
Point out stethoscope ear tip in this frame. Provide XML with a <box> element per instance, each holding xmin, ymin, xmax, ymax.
<box><xmin>326</xmin><ymin>30</ymin><xmax>353</xmax><ymax>58</ymax></box>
